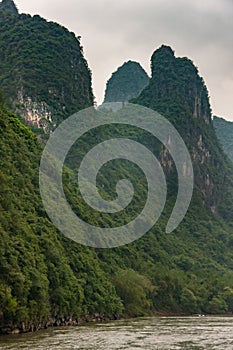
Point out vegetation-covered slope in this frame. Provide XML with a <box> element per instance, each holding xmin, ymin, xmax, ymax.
<box><xmin>0</xmin><ymin>99</ymin><xmax>123</xmax><ymax>334</ymax></box>
<box><xmin>1</xmin><ymin>4</ymin><xmax>233</xmax><ymax>334</ymax></box>
<box><xmin>61</xmin><ymin>45</ymin><xmax>233</xmax><ymax>319</ymax></box>
<box><xmin>2</xmin><ymin>97</ymin><xmax>233</xmax><ymax>335</ymax></box>
<box><xmin>0</xmin><ymin>2</ymin><xmax>93</xmax><ymax>129</ymax></box>
<box><xmin>104</xmin><ymin>61</ymin><xmax>149</xmax><ymax>103</ymax></box>
<box><xmin>213</xmin><ymin>116</ymin><xmax>233</xmax><ymax>162</ymax></box>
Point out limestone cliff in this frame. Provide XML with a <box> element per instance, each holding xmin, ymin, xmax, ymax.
<box><xmin>133</xmin><ymin>45</ymin><xmax>233</xmax><ymax>218</ymax></box>
<box><xmin>0</xmin><ymin>2</ymin><xmax>93</xmax><ymax>129</ymax></box>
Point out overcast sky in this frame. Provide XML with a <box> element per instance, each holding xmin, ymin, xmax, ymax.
<box><xmin>16</xmin><ymin>0</ymin><xmax>233</xmax><ymax>121</ymax></box>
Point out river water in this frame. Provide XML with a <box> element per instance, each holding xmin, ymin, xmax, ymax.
<box><xmin>0</xmin><ymin>316</ymin><xmax>233</xmax><ymax>350</ymax></box>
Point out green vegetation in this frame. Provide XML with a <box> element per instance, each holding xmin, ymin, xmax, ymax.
<box><xmin>64</xmin><ymin>111</ymin><xmax>233</xmax><ymax>317</ymax></box>
<box><xmin>1</xmin><ymin>7</ymin><xmax>233</xmax><ymax>334</ymax></box>
<box><xmin>1</xmin><ymin>89</ymin><xmax>233</xmax><ymax>333</ymax></box>
<box><xmin>0</xmin><ymin>103</ymin><xmax>123</xmax><ymax>333</ymax></box>
<box><xmin>104</xmin><ymin>61</ymin><xmax>149</xmax><ymax>103</ymax></box>
<box><xmin>213</xmin><ymin>116</ymin><xmax>233</xmax><ymax>162</ymax></box>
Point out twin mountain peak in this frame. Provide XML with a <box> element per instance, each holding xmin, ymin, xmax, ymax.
<box><xmin>105</xmin><ymin>45</ymin><xmax>211</xmax><ymax>126</ymax></box>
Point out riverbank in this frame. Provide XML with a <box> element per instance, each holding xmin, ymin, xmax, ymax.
<box><xmin>0</xmin><ymin>313</ymin><xmax>119</xmax><ymax>335</ymax></box>
<box><xmin>1</xmin><ymin>311</ymin><xmax>232</xmax><ymax>336</ymax></box>
<box><xmin>1</xmin><ymin>316</ymin><xmax>233</xmax><ymax>350</ymax></box>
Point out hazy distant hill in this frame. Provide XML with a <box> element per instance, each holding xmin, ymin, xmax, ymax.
<box><xmin>213</xmin><ymin>116</ymin><xmax>233</xmax><ymax>161</ymax></box>
<box><xmin>104</xmin><ymin>61</ymin><xmax>149</xmax><ymax>103</ymax></box>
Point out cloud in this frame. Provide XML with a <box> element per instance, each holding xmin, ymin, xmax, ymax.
<box><xmin>16</xmin><ymin>0</ymin><xmax>233</xmax><ymax>120</ymax></box>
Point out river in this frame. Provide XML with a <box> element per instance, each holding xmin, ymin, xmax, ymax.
<box><xmin>0</xmin><ymin>316</ymin><xmax>233</xmax><ymax>349</ymax></box>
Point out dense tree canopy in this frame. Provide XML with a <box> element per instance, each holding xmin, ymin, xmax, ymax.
<box><xmin>0</xmin><ymin>0</ymin><xmax>18</xmax><ymax>15</ymax></box>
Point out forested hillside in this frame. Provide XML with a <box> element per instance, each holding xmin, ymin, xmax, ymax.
<box><xmin>1</xmin><ymin>2</ymin><xmax>233</xmax><ymax>335</ymax></box>
<box><xmin>0</xmin><ymin>97</ymin><xmax>125</xmax><ymax>334</ymax></box>
<box><xmin>213</xmin><ymin>116</ymin><xmax>233</xmax><ymax>162</ymax></box>
<box><xmin>2</xmin><ymin>95</ymin><xmax>233</xmax><ymax>335</ymax></box>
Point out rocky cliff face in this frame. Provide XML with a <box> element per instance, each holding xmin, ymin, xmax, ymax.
<box><xmin>16</xmin><ymin>92</ymin><xmax>54</xmax><ymax>132</ymax></box>
<box><xmin>104</xmin><ymin>61</ymin><xmax>149</xmax><ymax>103</ymax></box>
<box><xmin>0</xmin><ymin>2</ymin><xmax>94</xmax><ymax>129</ymax></box>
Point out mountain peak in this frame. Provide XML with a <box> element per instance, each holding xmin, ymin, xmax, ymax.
<box><xmin>137</xmin><ymin>45</ymin><xmax>211</xmax><ymax>125</ymax></box>
<box><xmin>104</xmin><ymin>60</ymin><xmax>149</xmax><ymax>103</ymax></box>
<box><xmin>0</xmin><ymin>0</ymin><xmax>18</xmax><ymax>14</ymax></box>
<box><xmin>153</xmin><ymin>44</ymin><xmax>175</xmax><ymax>58</ymax></box>
<box><xmin>0</xmin><ymin>7</ymin><xmax>93</xmax><ymax>128</ymax></box>
<box><xmin>134</xmin><ymin>46</ymin><xmax>231</xmax><ymax>213</ymax></box>
<box><xmin>151</xmin><ymin>45</ymin><xmax>175</xmax><ymax>75</ymax></box>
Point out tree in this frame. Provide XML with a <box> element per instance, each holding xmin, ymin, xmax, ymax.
<box><xmin>113</xmin><ymin>269</ymin><xmax>155</xmax><ymax>316</ymax></box>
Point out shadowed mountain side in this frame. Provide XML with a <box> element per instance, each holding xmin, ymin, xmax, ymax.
<box><xmin>213</xmin><ymin>116</ymin><xmax>233</xmax><ymax>162</ymax></box>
